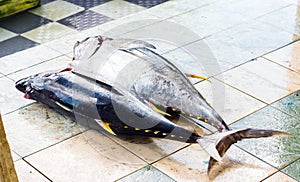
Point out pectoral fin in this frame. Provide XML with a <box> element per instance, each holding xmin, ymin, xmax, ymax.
<box><xmin>55</xmin><ymin>101</ymin><xmax>72</xmax><ymax>112</ymax></box>
<box><xmin>148</xmin><ymin>102</ymin><xmax>171</xmax><ymax>117</ymax></box>
<box><xmin>186</xmin><ymin>73</ymin><xmax>210</xmax><ymax>82</ymax></box>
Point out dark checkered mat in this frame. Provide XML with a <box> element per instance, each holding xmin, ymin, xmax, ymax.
<box><xmin>0</xmin><ymin>0</ymin><xmax>168</xmax><ymax>58</ymax></box>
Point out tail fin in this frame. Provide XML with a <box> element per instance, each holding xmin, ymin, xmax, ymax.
<box><xmin>197</xmin><ymin>128</ymin><xmax>290</xmax><ymax>176</ymax></box>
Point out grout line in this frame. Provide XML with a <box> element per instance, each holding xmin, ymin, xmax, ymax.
<box><xmin>21</xmin><ymin>158</ymin><xmax>53</xmax><ymax>182</ymax></box>
<box><xmin>114</xmin><ymin>165</ymin><xmax>148</xmax><ymax>181</ymax></box>
<box><xmin>21</xmin><ymin>131</ymin><xmax>85</xmax><ymax>160</ymax></box>
<box><xmin>259</xmin><ymin>170</ymin><xmax>280</xmax><ymax>182</ymax></box>
<box><xmin>2</xmin><ymin>102</ymin><xmax>36</xmax><ymax>116</ymax></box>
<box><xmin>234</xmin><ymin>145</ymin><xmax>280</xmax><ymax>170</ymax></box>
<box><xmin>97</xmin><ymin>131</ymin><xmax>150</xmax><ymax>164</ymax></box>
<box><xmin>258</xmin><ymin>38</ymin><xmax>300</xmax><ymax>58</ymax></box>
<box><xmin>3</xmin><ymin>54</ymin><xmax>66</xmax><ymax>80</ymax></box>
<box><xmin>213</xmin><ymin>75</ymin><xmax>269</xmax><ymax>105</ymax></box>
<box><xmin>115</xmin><ymin>164</ymin><xmax>176</xmax><ymax>182</ymax></box>
<box><xmin>279</xmin><ymin>158</ymin><xmax>300</xmax><ymax>181</ymax></box>
<box><xmin>262</xmin><ymin>56</ymin><xmax>300</xmax><ymax>75</ymax></box>
<box><xmin>149</xmin><ymin>144</ymin><xmax>192</xmax><ymax>165</ymax></box>
<box><xmin>269</xmin><ymin>104</ymin><xmax>300</xmax><ymax>122</ymax></box>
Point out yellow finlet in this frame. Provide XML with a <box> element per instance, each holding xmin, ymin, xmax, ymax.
<box><xmin>149</xmin><ymin>103</ymin><xmax>171</xmax><ymax>116</ymax></box>
<box><xmin>186</xmin><ymin>74</ymin><xmax>211</xmax><ymax>82</ymax></box>
<box><xmin>135</xmin><ymin>128</ymin><xmax>140</xmax><ymax>130</ymax></box>
<box><xmin>154</xmin><ymin>131</ymin><xmax>160</xmax><ymax>134</ymax></box>
<box><xmin>197</xmin><ymin>116</ymin><xmax>202</xmax><ymax>120</ymax></box>
<box><xmin>103</xmin><ymin>122</ymin><xmax>116</xmax><ymax>135</ymax></box>
<box><xmin>124</xmin><ymin>125</ymin><xmax>129</xmax><ymax>128</ymax></box>
<box><xmin>162</xmin><ymin>133</ymin><xmax>167</xmax><ymax>136</ymax></box>
<box><xmin>145</xmin><ymin>130</ymin><xmax>151</xmax><ymax>133</ymax></box>
<box><xmin>95</xmin><ymin>119</ymin><xmax>116</xmax><ymax>135</ymax></box>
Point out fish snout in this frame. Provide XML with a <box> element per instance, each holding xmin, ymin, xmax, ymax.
<box><xmin>15</xmin><ymin>77</ymin><xmax>29</xmax><ymax>93</ymax></box>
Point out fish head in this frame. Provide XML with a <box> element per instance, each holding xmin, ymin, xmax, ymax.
<box><xmin>73</xmin><ymin>35</ymin><xmax>111</xmax><ymax>61</ymax></box>
<box><xmin>15</xmin><ymin>70</ymin><xmax>59</xmax><ymax>100</ymax></box>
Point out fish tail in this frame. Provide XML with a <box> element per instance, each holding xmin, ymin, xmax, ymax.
<box><xmin>196</xmin><ymin>128</ymin><xmax>290</xmax><ymax>176</ymax></box>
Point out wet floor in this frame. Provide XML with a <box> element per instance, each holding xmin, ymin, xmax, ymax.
<box><xmin>0</xmin><ymin>0</ymin><xmax>300</xmax><ymax>181</ymax></box>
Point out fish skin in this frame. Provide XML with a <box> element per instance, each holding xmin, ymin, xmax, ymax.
<box><xmin>15</xmin><ymin>69</ymin><xmax>289</xmax><ymax>176</ymax></box>
<box><xmin>71</xmin><ymin>36</ymin><xmax>229</xmax><ymax>132</ymax></box>
<box><xmin>15</xmin><ymin>35</ymin><xmax>290</xmax><ymax>176</ymax></box>
<box><xmin>15</xmin><ymin>69</ymin><xmax>200</xmax><ymax>143</ymax></box>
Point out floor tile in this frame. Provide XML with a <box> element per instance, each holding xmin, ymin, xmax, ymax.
<box><xmin>22</xmin><ymin>22</ymin><xmax>77</xmax><ymax>44</ymax></box>
<box><xmin>14</xmin><ymin>160</ymin><xmax>49</xmax><ymax>182</ymax></box>
<box><xmin>121</xmin><ymin>19</ymin><xmax>200</xmax><ymax>49</ymax></box>
<box><xmin>0</xmin><ymin>44</ymin><xmax>61</xmax><ymax>75</ymax></box>
<box><xmin>216</xmin><ymin>58</ymin><xmax>300</xmax><ymax>104</ymax></box>
<box><xmin>0</xmin><ymin>76</ymin><xmax>34</xmax><ymax>115</ymax></box>
<box><xmin>257</xmin><ymin>5</ymin><xmax>300</xmax><ymax>36</ymax></box>
<box><xmin>44</xmin><ymin>29</ymin><xmax>104</xmax><ymax>54</ymax></box>
<box><xmin>219</xmin><ymin>0</ymin><xmax>293</xmax><ymax>19</ymax></box>
<box><xmin>288</xmin><ymin>0</ymin><xmax>300</xmax><ymax>6</ymax></box>
<box><xmin>29</xmin><ymin>0</ymin><xmax>84</xmax><ymax>21</ymax></box>
<box><xmin>91</xmin><ymin>0</ymin><xmax>145</xmax><ymax>19</ymax></box>
<box><xmin>272</xmin><ymin>90</ymin><xmax>300</xmax><ymax>119</ymax></box>
<box><xmin>263</xmin><ymin>40</ymin><xmax>300</xmax><ymax>73</ymax></box>
<box><xmin>125</xmin><ymin>0</ymin><xmax>168</xmax><ymax>8</ymax></box>
<box><xmin>282</xmin><ymin>159</ymin><xmax>300</xmax><ymax>181</ymax></box>
<box><xmin>142</xmin><ymin>39</ymin><xmax>179</xmax><ymax>54</ymax></box>
<box><xmin>263</xmin><ymin>171</ymin><xmax>297</xmax><ymax>182</ymax></box>
<box><xmin>161</xmin><ymin>47</ymin><xmax>210</xmax><ymax>83</ymax></box>
<box><xmin>201</xmin><ymin>35</ymin><xmax>254</xmax><ymax>70</ymax></box>
<box><xmin>145</xmin><ymin>0</ymin><xmax>209</xmax><ymax>19</ymax></box>
<box><xmin>40</xmin><ymin>0</ymin><xmax>54</xmax><ymax>5</ymax></box>
<box><xmin>11</xmin><ymin>151</ymin><xmax>22</xmax><ymax>162</ymax></box>
<box><xmin>65</xmin><ymin>0</ymin><xmax>111</xmax><ymax>9</ymax></box>
<box><xmin>0</xmin><ymin>12</ymin><xmax>52</xmax><ymax>34</ymax></box>
<box><xmin>183</xmin><ymin>36</ymin><xmax>255</xmax><ymax>76</ymax></box>
<box><xmin>195</xmin><ymin>78</ymin><xmax>266</xmax><ymax>125</ymax></box>
<box><xmin>231</xmin><ymin>106</ymin><xmax>300</xmax><ymax>169</ymax></box>
<box><xmin>118</xmin><ymin>165</ymin><xmax>175</xmax><ymax>182</ymax></box>
<box><xmin>214</xmin><ymin>20</ymin><xmax>299</xmax><ymax>58</ymax></box>
<box><xmin>99</xmin><ymin>11</ymin><xmax>160</xmax><ymax>37</ymax></box>
<box><xmin>7</xmin><ymin>55</ymin><xmax>70</xmax><ymax>81</ymax></box>
<box><xmin>0</xmin><ymin>27</ymin><xmax>17</xmax><ymax>42</ymax></box>
<box><xmin>170</xmin><ymin>3</ymin><xmax>250</xmax><ymax>38</ymax></box>
<box><xmin>1</xmin><ymin>1</ymin><xmax>299</xmax><ymax>181</ymax></box>
<box><xmin>0</xmin><ymin>36</ymin><xmax>38</xmax><ymax>58</ymax></box>
<box><xmin>25</xmin><ymin>130</ymin><xmax>146</xmax><ymax>181</ymax></box>
<box><xmin>2</xmin><ymin>103</ymin><xmax>86</xmax><ymax>157</ymax></box>
<box><xmin>107</xmin><ymin>134</ymin><xmax>188</xmax><ymax>164</ymax></box>
<box><xmin>58</xmin><ymin>10</ymin><xmax>113</xmax><ymax>31</ymax></box>
<box><xmin>153</xmin><ymin>145</ymin><xmax>277</xmax><ymax>182</ymax></box>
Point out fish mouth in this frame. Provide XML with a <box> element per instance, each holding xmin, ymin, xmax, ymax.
<box><xmin>15</xmin><ymin>77</ymin><xmax>35</xmax><ymax>99</ymax></box>
<box><xmin>15</xmin><ymin>77</ymin><xmax>29</xmax><ymax>93</ymax></box>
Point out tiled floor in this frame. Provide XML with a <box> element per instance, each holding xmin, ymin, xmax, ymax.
<box><xmin>0</xmin><ymin>0</ymin><xmax>300</xmax><ymax>181</ymax></box>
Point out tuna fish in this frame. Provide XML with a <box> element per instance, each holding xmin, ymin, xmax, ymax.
<box><xmin>15</xmin><ymin>36</ymin><xmax>289</xmax><ymax>176</ymax></box>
